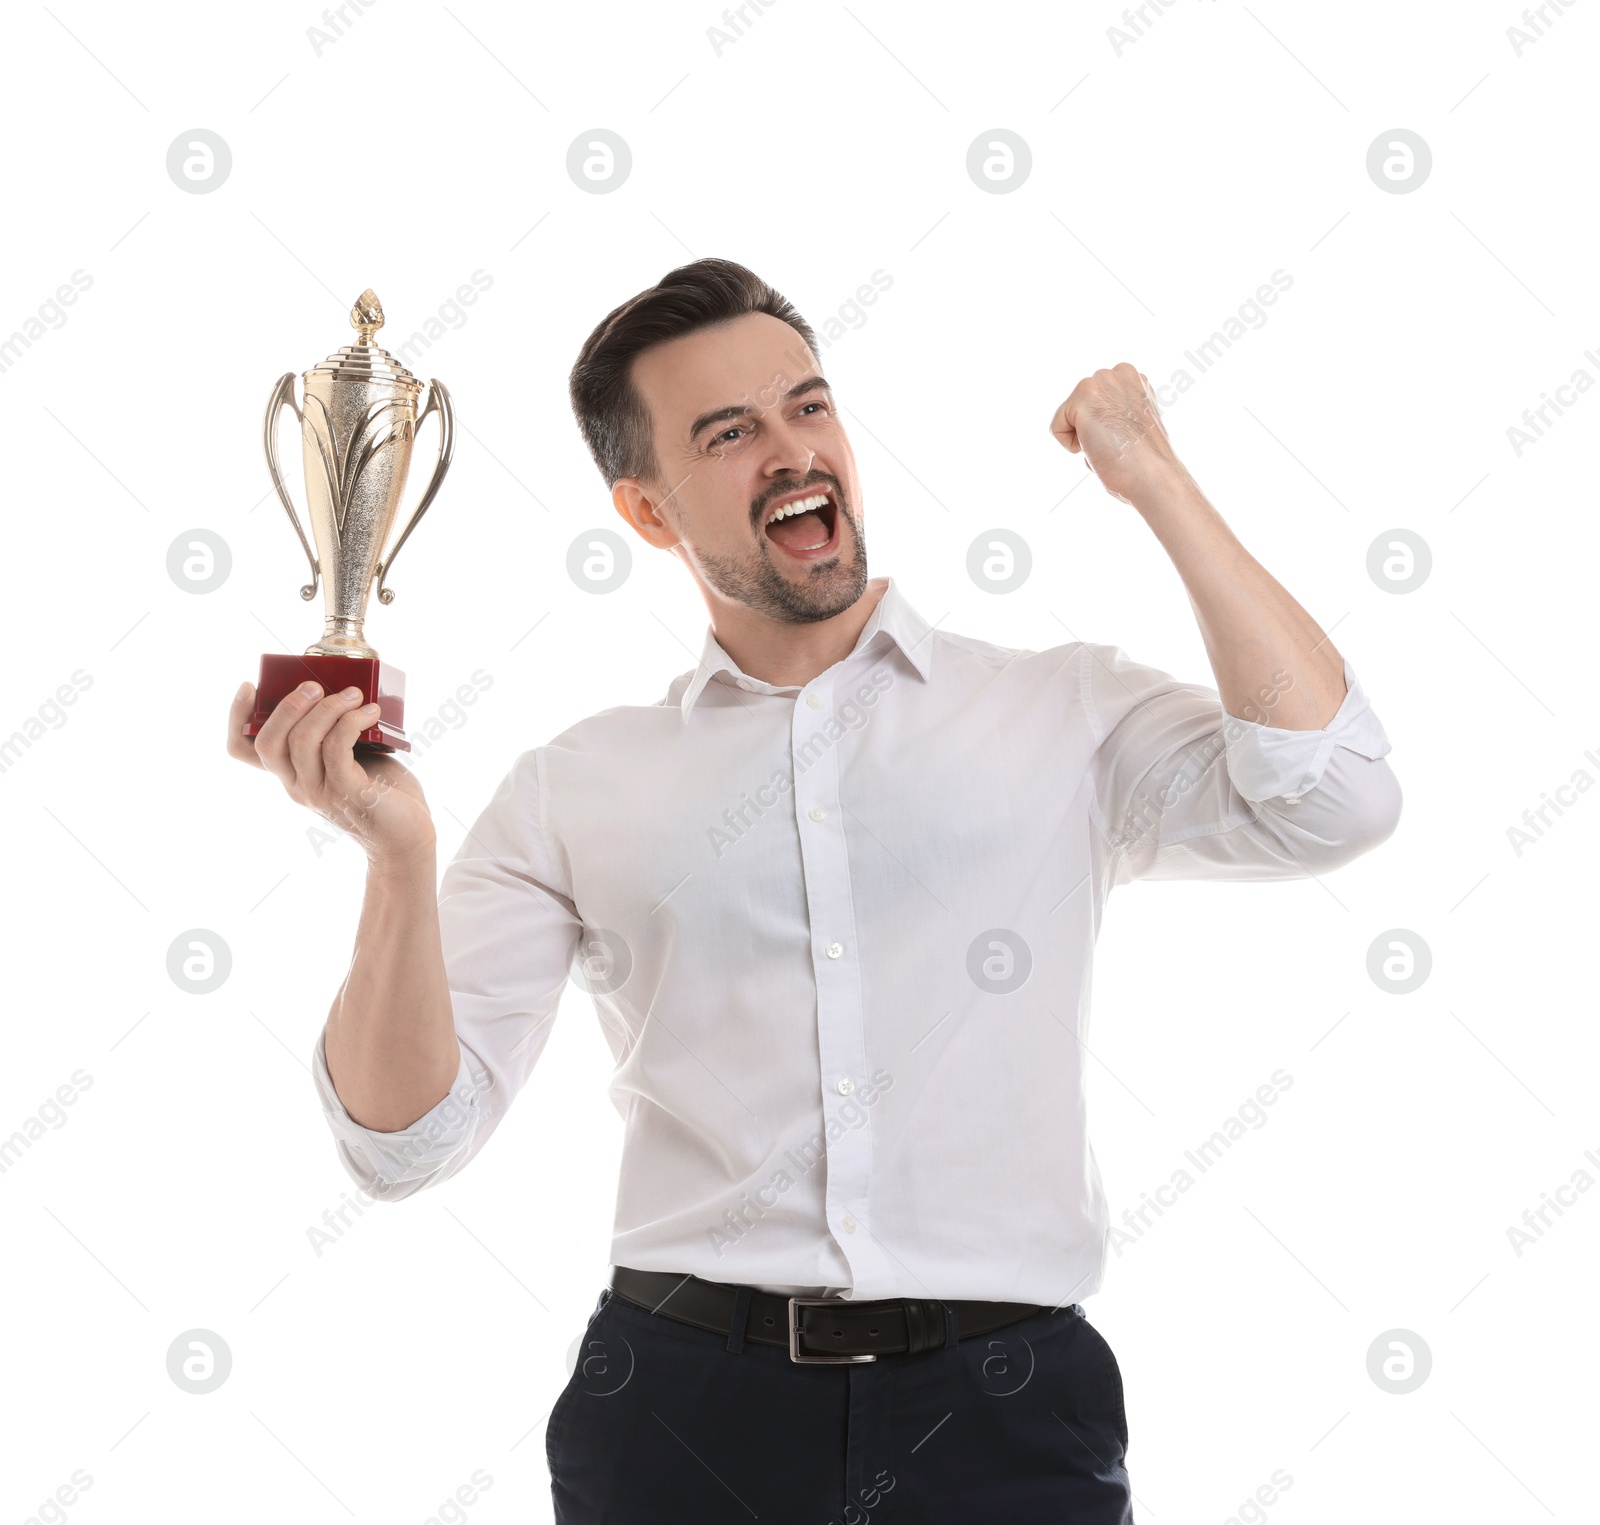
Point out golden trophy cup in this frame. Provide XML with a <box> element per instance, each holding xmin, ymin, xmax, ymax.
<box><xmin>243</xmin><ymin>289</ymin><xmax>454</xmax><ymax>752</ymax></box>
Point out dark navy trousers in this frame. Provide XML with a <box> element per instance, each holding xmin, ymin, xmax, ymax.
<box><xmin>546</xmin><ymin>1285</ymin><xmax>1135</xmax><ymax>1522</ymax></box>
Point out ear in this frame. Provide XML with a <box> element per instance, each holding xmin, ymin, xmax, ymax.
<box><xmin>613</xmin><ymin>477</ymin><xmax>681</xmax><ymax>550</ymax></box>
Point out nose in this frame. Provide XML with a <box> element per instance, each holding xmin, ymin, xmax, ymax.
<box><xmin>757</xmin><ymin>414</ymin><xmax>818</xmax><ymax>480</ymax></box>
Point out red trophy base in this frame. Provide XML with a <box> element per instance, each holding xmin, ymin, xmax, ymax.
<box><xmin>242</xmin><ymin>653</ymin><xmax>410</xmax><ymax>753</ymax></box>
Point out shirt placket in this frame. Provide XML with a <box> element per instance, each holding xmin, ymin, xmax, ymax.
<box><xmin>790</xmin><ymin>663</ymin><xmax>891</xmax><ymax>1298</ymax></box>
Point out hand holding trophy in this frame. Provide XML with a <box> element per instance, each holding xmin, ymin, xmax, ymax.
<box><xmin>243</xmin><ymin>288</ymin><xmax>454</xmax><ymax>753</ymax></box>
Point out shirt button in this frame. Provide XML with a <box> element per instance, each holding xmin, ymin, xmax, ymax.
<box><xmin>809</xmin><ymin>806</ymin><xmax>828</xmax><ymax>822</ymax></box>
<box><xmin>806</xmin><ymin>693</ymin><xmax>821</xmax><ymax>709</ymax></box>
<box><xmin>836</xmin><ymin>1076</ymin><xmax>854</xmax><ymax>1096</ymax></box>
<box><xmin>842</xmin><ymin>1216</ymin><xmax>857</xmax><ymax>1234</ymax></box>
<box><xmin>736</xmin><ymin>678</ymin><xmax>755</xmax><ymax>691</ymax></box>
<box><xmin>826</xmin><ymin>941</ymin><xmax>844</xmax><ymax>960</ymax></box>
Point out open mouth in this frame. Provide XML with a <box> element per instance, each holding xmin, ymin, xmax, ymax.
<box><xmin>762</xmin><ymin>488</ymin><xmax>840</xmax><ymax>559</ymax></box>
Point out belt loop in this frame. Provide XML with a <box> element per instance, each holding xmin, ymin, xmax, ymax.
<box><xmin>943</xmin><ymin>1302</ymin><xmax>958</xmax><ymax>1349</ymax></box>
<box><xmin>725</xmin><ymin>1286</ymin><xmax>753</xmax><ymax>1354</ymax></box>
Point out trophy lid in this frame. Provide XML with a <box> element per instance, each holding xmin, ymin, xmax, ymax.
<box><xmin>304</xmin><ymin>289</ymin><xmax>422</xmax><ymax>390</ymax></box>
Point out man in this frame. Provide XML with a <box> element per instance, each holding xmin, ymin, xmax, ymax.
<box><xmin>228</xmin><ymin>258</ymin><xmax>1400</xmax><ymax>1521</ymax></box>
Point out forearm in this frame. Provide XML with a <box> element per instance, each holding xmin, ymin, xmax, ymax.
<box><xmin>1132</xmin><ymin>465</ymin><xmax>1348</xmax><ymax>730</ymax></box>
<box><xmin>322</xmin><ymin>845</ymin><xmax>460</xmax><ymax>1133</ymax></box>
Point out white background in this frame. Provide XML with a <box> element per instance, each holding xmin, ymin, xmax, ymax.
<box><xmin>1</xmin><ymin>1</ymin><xmax>1595</xmax><ymax>1521</ymax></box>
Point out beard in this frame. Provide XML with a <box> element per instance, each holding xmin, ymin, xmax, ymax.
<box><xmin>693</xmin><ymin>483</ymin><xmax>868</xmax><ymax>625</ymax></box>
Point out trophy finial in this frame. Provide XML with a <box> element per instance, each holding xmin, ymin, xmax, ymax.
<box><xmin>350</xmin><ymin>289</ymin><xmax>384</xmax><ymax>343</ymax></box>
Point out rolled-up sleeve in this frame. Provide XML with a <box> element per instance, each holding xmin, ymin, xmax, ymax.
<box><xmin>1083</xmin><ymin>644</ymin><xmax>1401</xmax><ymax>886</ymax></box>
<box><xmin>310</xmin><ymin>746</ymin><xmax>584</xmax><ymax>1200</ymax></box>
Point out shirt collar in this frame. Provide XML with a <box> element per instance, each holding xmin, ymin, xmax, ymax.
<box><xmin>678</xmin><ymin>576</ymin><xmax>935</xmax><ymax>722</ymax></box>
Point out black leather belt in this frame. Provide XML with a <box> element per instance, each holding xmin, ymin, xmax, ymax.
<box><xmin>609</xmin><ymin>1265</ymin><xmax>1042</xmax><ymax>1364</ymax></box>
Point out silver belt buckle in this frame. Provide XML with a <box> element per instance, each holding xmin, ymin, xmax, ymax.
<box><xmin>787</xmin><ymin>1296</ymin><xmax>878</xmax><ymax>1364</ymax></box>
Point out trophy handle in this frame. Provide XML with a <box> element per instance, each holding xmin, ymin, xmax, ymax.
<box><xmin>263</xmin><ymin>372</ymin><xmax>320</xmax><ymax>601</ymax></box>
<box><xmin>375</xmin><ymin>379</ymin><xmax>454</xmax><ymax>606</ymax></box>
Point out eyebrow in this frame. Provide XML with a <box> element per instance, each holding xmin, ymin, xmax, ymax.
<box><xmin>687</xmin><ymin>374</ymin><xmax>833</xmax><ymax>445</ymax></box>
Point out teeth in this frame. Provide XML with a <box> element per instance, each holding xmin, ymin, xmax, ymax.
<box><xmin>766</xmin><ymin>492</ymin><xmax>831</xmax><ymax>526</ymax></box>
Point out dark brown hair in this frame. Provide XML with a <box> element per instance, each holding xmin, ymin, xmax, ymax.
<box><xmin>568</xmin><ymin>258</ymin><xmax>821</xmax><ymax>488</ymax></box>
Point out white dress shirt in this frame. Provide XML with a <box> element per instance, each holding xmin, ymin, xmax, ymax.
<box><xmin>310</xmin><ymin>576</ymin><xmax>1400</xmax><ymax>1305</ymax></box>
